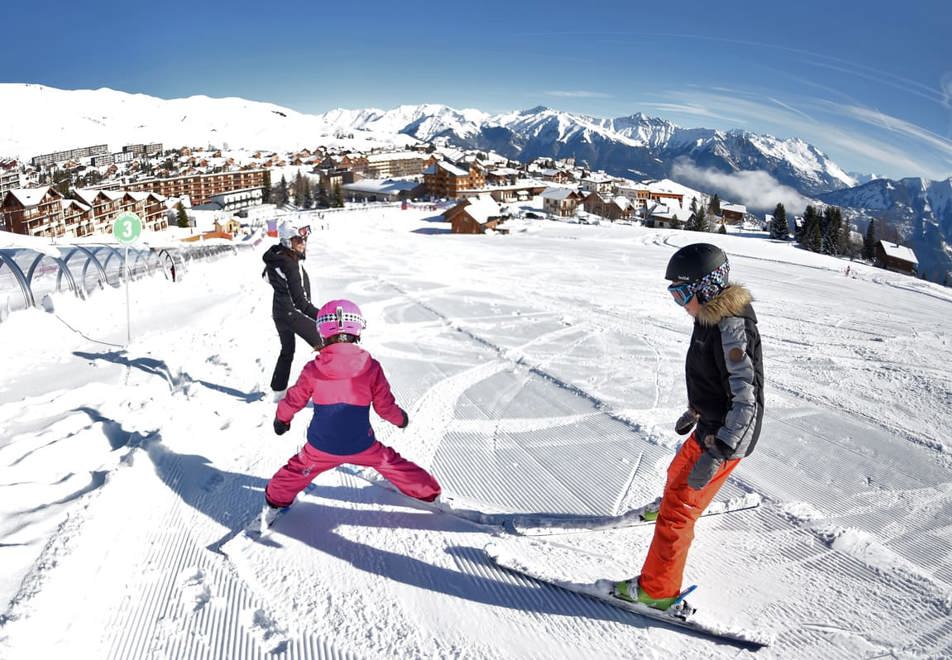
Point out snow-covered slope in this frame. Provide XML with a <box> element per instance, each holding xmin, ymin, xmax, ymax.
<box><xmin>1</xmin><ymin>208</ymin><xmax>951</xmax><ymax>658</ymax></box>
<box><xmin>0</xmin><ymin>84</ymin><xmax>418</xmax><ymax>156</ymax></box>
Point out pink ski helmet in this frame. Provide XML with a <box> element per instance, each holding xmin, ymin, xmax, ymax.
<box><xmin>316</xmin><ymin>299</ymin><xmax>367</xmax><ymax>340</ymax></box>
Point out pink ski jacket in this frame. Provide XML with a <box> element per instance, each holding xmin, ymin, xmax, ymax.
<box><xmin>276</xmin><ymin>342</ymin><xmax>406</xmax><ymax>455</ymax></box>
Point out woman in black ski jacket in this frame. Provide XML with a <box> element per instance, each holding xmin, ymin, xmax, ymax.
<box><xmin>263</xmin><ymin>224</ymin><xmax>321</xmax><ymax>396</ymax></box>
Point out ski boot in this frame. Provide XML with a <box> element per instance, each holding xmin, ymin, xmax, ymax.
<box><xmin>640</xmin><ymin>497</ymin><xmax>661</xmax><ymax>522</ymax></box>
<box><xmin>612</xmin><ymin>578</ymin><xmax>696</xmax><ymax>620</ymax></box>
<box><xmin>259</xmin><ymin>502</ymin><xmax>289</xmax><ymax>534</ymax></box>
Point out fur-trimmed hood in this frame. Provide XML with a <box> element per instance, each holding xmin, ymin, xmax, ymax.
<box><xmin>695</xmin><ymin>284</ymin><xmax>754</xmax><ymax>327</ymax></box>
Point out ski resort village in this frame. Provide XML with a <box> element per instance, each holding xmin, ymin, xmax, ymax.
<box><xmin>1</xmin><ymin>4</ymin><xmax>952</xmax><ymax>657</ymax></box>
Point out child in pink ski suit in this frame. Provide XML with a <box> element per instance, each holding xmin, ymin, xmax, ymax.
<box><xmin>265</xmin><ymin>299</ymin><xmax>441</xmax><ymax>508</ymax></box>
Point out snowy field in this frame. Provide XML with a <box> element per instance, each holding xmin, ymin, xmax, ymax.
<box><xmin>1</xmin><ymin>206</ymin><xmax>951</xmax><ymax>659</ymax></box>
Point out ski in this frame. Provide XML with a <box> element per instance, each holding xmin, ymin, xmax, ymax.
<box><xmin>507</xmin><ymin>492</ymin><xmax>762</xmax><ymax>536</ymax></box>
<box><xmin>338</xmin><ymin>465</ymin><xmax>761</xmax><ymax>536</ymax></box>
<box><xmin>486</xmin><ymin>543</ymin><xmax>771</xmax><ymax>651</ymax></box>
<box><xmin>207</xmin><ymin>504</ymin><xmax>289</xmax><ymax>555</ymax></box>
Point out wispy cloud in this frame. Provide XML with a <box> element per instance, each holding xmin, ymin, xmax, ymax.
<box><xmin>643</xmin><ymin>102</ymin><xmax>743</xmax><ymax>124</ymax></box>
<box><xmin>671</xmin><ymin>159</ymin><xmax>813</xmax><ymax>212</ymax></box>
<box><xmin>544</xmin><ymin>90</ymin><xmax>612</xmax><ymax>98</ymax></box>
<box><xmin>650</xmin><ymin>88</ymin><xmax>950</xmax><ymax>179</ymax></box>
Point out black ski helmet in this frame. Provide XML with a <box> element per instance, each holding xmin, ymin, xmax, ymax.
<box><xmin>665</xmin><ymin>243</ymin><xmax>728</xmax><ymax>284</ymax></box>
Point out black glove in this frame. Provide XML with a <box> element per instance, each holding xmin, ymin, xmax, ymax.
<box><xmin>273</xmin><ymin>418</ymin><xmax>290</xmax><ymax>435</ymax></box>
<box><xmin>398</xmin><ymin>410</ymin><xmax>409</xmax><ymax>429</ymax></box>
<box><xmin>675</xmin><ymin>408</ymin><xmax>699</xmax><ymax>435</ymax></box>
<box><xmin>687</xmin><ymin>435</ymin><xmax>732</xmax><ymax>490</ymax></box>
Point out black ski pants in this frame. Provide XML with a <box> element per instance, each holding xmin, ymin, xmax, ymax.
<box><xmin>270</xmin><ymin>311</ymin><xmax>322</xmax><ymax>391</ymax></box>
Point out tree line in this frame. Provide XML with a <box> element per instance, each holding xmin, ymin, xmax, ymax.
<box><xmin>270</xmin><ymin>172</ymin><xmax>343</xmax><ymax>209</ymax></box>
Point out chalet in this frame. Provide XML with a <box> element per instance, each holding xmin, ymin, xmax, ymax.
<box><xmin>579</xmin><ymin>173</ymin><xmax>615</xmax><ymax>194</ymax></box>
<box><xmin>123</xmin><ymin>191</ymin><xmax>169</xmax><ymax>231</ymax></box>
<box><xmin>444</xmin><ymin>195</ymin><xmax>508</xmax><ymax>234</ymax></box>
<box><xmin>485</xmin><ymin>168</ymin><xmax>520</xmax><ymax>186</ymax></box>
<box><xmin>60</xmin><ymin>198</ymin><xmax>94</xmax><ymax>237</ymax></box>
<box><xmin>423</xmin><ymin>161</ymin><xmax>485</xmax><ymax>199</ymax></box>
<box><xmin>74</xmin><ymin>189</ymin><xmax>124</xmax><ymax>233</ymax></box>
<box><xmin>616</xmin><ymin>184</ymin><xmax>685</xmax><ymax>210</ymax></box>
<box><xmin>1</xmin><ymin>187</ymin><xmax>65</xmax><ymax>237</ymax></box>
<box><xmin>539</xmin><ymin>168</ymin><xmax>573</xmax><ymax>184</ymax></box>
<box><xmin>457</xmin><ymin>181</ymin><xmax>547</xmax><ymax>203</ymax></box>
<box><xmin>582</xmin><ymin>193</ymin><xmax>634</xmax><ymax>220</ymax></box>
<box><xmin>542</xmin><ymin>188</ymin><xmax>583</xmax><ymax>217</ymax></box>
<box><xmin>645</xmin><ymin>205</ymin><xmax>694</xmax><ymax>229</ymax></box>
<box><xmin>874</xmin><ymin>241</ymin><xmax>918</xmax><ymax>275</ymax></box>
<box><xmin>721</xmin><ymin>203</ymin><xmax>747</xmax><ymax>224</ymax></box>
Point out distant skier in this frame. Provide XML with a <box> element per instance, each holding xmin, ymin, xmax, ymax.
<box><xmin>614</xmin><ymin>243</ymin><xmax>764</xmax><ymax>616</ymax></box>
<box><xmin>263</xmin><ymin>222</ymin><xmax>321</xmax><ymax>399</ymax></box>
<box><xmin>263</xmin><ymin>299</ymin><xmax>441</xmax><ymax>521</ymax></box>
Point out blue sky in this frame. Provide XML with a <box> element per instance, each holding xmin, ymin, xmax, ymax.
<box><xmin>3</xmin><ymin>0</ymin><xmax>951</xmax><ymax>180</ymax></box>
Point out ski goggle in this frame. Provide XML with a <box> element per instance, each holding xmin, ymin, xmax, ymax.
<box><xmin>667</xmin><ymin>282</ymin><xmax>696</xmax><ymax>306</ymax></box>
<box><xmin>297</xmin><ymin>225</ymin><xmax>311</xmax><ymax>239</ymax></box>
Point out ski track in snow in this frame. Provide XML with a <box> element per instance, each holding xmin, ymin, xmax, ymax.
<box><xmin>1</xmin><ymin>207</ymin><xmax>951</xmax><ymax>658</ymax></box>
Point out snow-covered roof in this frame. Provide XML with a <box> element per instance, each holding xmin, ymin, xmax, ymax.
<box><xmin>424</xmin><ymin>161</ymin><xmax>469</xmax><ymax>177</ymax></box>
<box><xmin>721</xmin><ymin>203</ymin><xmax>747</xmax><ymax>215</ymax></box>
<box><xmin>365</xmin><ymin>151</ymin><xmax>423</xmax><ymax>163</ymax></box>
<box><xmin>342</xmin><ymin>179</ymin><xmax>420</xmax><ymax>195</ymax></box>
<box><xmin>611</xmin><ymin>195</ymin><xmax>633</xmax><ymax>210</ymax></box>
<box><xmin>461</xmin><ymin>194</ymin><xmax>502</xmax><ymax>225</ymax></box>
<box><xmin>60</xmin><ymin>198</ymin><xmax>91</xmax><ymax>212</ymax></box>
<box><xmin>72</xmin><ymin>189</ymin><xmax>102</xmax><ymax>205</ymax></box>
<box><xmin>581</xmin><ymin>173</ymin><xmax>614</xmax><ymax>183</ymax></box>
<box><xmin>878</xmin><ymin>241</ymin><xmax>918</xmax><ymax>264</ymax></box>
<box><xmin>5</xmin><ymin>187</ymin><xmax>55</xmax><ymax>207</ymax></box>
<box><xmin>125</xmin><ymin>191</ymin><xmax>152</xmax><ymax>201</ymax></box>
<box><xmin>541</xmin><ymin>187</ymin><xmax>578</xmax><ymax>201</ymax></box>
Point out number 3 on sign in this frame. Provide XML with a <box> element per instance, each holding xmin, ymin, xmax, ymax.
<box><xmin>113</xmin><ymin>212</ymin><xmax>142</xmax><ymax>244</ymax></box>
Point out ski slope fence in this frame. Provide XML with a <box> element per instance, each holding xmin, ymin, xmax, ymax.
<box><xmin>0</xmin><ymin>241</ymin><xmax>251</xmax><ymax>322</ymax></box>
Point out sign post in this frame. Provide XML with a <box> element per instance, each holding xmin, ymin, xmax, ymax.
<box><xmin>113</xmin><ymin>212</ymin><xmax>143</xmax><ymax>345</ymax></box>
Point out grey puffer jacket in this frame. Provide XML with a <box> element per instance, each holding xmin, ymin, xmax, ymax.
<box><xmin>686</xmin><ymin>284</ymin><xmax>764</xmax><ymax>459</ymax></box>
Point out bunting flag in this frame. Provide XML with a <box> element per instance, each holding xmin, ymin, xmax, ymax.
<box><xmin>266</xmin><ymin>219</ymin><xmax>277</xmax><ymax>237</ymax></box>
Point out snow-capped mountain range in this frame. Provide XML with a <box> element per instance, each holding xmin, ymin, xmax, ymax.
<box><xmin>323</xmin><ymin>103</ymin><xmax>857</xmax><ymax>197</ymax></box>
<box><xmin>2</xmin><ymin>84</ymin><xmax>853</xmax><ymax>197</ymax></box>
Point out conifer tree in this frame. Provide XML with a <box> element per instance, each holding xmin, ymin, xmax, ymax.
<box><xmin>274</xmin><ymin>175</ymin><xmax>289</xmax><ymax>206</ymax></box>
<box><xmin>862</xmin><ymin>218</ymin><xmax>877</xmax><ymax>260</ymax></box>
<box><xmin>718</xmin><ymin>222</ymin><xmax>727</xmax><ymax>234</ymax></box>
<box><xmin>262</xmin><ymin>170</ymin><xmax>272</xmax><ymax>204</ymax></box>
<box><xmin>176</xmin><ymin>202</ymin><xmax>189</xmax><ymax>228</ymax></box>
<box><xmin>770</xmin><ymin>203</ymin><xmax>789</xmax><ymax>240</ymax></box>
<box><xmin>799</xmin><ymin>205</ymin><xmax>821</xmax><ymax>252</ymax></box>
<box><xmin>293</xmin><ymin>172</ymin><xmax>305</xmax><ymax>207</ymax></box>
<box><xmin>696</xmin><ymin>205</ymin><xmax>710</xmax><ymax>232</ymax></box>
<box><xmin>333</xmin><ymin>183</ymin><xmax>344</xmax><ymax>207</ymax></box>
<box><xmin>709</xmin><ymin>194</ymin><xmax>721</xmax><ymax>216</ymax></box>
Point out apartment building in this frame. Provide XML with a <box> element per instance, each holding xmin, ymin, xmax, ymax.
<box><xmin>365</xmin><ymin>151</ymin><xmax>428</xmax><ymax>178</ymax></box>
<box><xmin>1</xmin><ymin>187</ymin><xmax>67</xmax><ymax>236</ymax></box>
<box><xmin>423</xmin><ymin>161</ymin><xmax>485</xmax><ymax>199</ymax></box>
<box><xmin>118</xmin><ymin>169</ymin><xmax>267</xmax><ymax>205</ymax></box>
<box><xmin>31</xmin><ymin>144</ymin><xmax>109</xmax><ymax>167</ymax></box>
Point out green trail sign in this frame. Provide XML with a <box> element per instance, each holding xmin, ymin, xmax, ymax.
<box><xmin>113</xmin><ymin>212</ymin><xmax>142</xmax><ymax>244</ymax></box>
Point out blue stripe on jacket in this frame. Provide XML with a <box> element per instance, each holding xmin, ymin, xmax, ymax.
<box><xmin>306</xmin><ymin>402</ymin><xmax>376</xmax><ymax>455</ymax></box>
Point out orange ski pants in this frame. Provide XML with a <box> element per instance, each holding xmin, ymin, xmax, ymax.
<box><xmin>639</xmin><ymin>434</ymin><xmax>741</xmax><ymax>599</ymax></box>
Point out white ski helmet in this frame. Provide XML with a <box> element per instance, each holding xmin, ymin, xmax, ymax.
<box><xmin>278</xmin><ymin>222</ymin><xmax>303</xmax><ymax>248</ymax></box>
